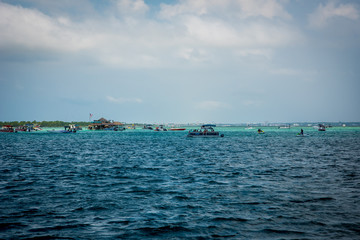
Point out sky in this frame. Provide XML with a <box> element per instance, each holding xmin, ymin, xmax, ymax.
<box><xmin>0</xmin><ymin>0</ymin><xmax>359</xmax><ymax>123</ymax></box>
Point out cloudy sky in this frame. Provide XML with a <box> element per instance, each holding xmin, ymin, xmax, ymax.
<box><xmin>0</xmin><ymin>0</ymin><xmax>359</xmax><ymax>123</ymax></box>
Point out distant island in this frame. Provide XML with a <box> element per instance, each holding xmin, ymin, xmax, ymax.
<box><xmin>0</xmin><ymin>121</ymin><xmax>91</xmax><ymax>128</ymax></box>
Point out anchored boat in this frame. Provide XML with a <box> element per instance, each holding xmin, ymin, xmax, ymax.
<box><xmin>187</xmin><ymin>124</ymin><xmax>224</xmax><ymax>138</ymax></box>
<box><xmin>0</xmin><ymin>125</ymin><xmax>16</xmax><ymax>133</ymax></box>
<box><xmin>169</xmin><ymin>128</ymin><xmax>186</xmax><ymax>131</ymax></box>
<box><xmin>318</xmin><ymin>124</ymin><xmax>326</xmax><ymax>131</ymax></box>
<box><xmin>16</xmin><ymin>124</ymin><xmax>42</xmax><ymax>132</ymax></box>
<box><xmin>47</xmin><ymin>125</ymin><xmax>77</xmax><ymax>133</ymax></box>
<box><xmin>143</xmin><ymin>124</ymin><xmax>153</xmax><ymax>130</ymax></box>
<box><xmin>154</xmin><ymin>125</ymin><xmax>167</xmax><ymax>131</ymax></box>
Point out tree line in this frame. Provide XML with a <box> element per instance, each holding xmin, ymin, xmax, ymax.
<box><xmin>0</xmin><ymin>121</ymin><xmax>91</xmax><ymax>127</ymax></box>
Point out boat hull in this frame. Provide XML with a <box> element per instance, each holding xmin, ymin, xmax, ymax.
<box><xmin>187</xmin><ymin>133</ymin><xmax>224</xmax><ymax>138</ymax></box>
<box><xmin>47</xmin><ymin>130</ymin><xmax>76</xmax><ymax>133</ymax></box>
<box><xmin>170</xmin><ymin>128</ymin><xmax>186</xmax><ymax>131</ymax></box>
<box><xmin>0</xmin><ymin>129</ymin><xmax>15</xmax><ymax>133</ymax></box>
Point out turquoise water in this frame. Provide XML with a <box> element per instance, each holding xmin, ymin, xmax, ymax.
<box><xmin>1</xmin><ymin>127</ymin><xmax>360</xmax><ymax>239</ymax></box>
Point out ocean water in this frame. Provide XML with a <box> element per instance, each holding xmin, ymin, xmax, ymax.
<box><xmin>1</xmin><ymin>127</ymin><xmax>360</xmax><ymax>239</ymax></box>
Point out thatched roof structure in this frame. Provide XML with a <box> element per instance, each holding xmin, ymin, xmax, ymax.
<box><xmin>98</xmin><ymin>118</ymin><xmax>108</xmax><ymax>122</ymax></box>
<box><xmin>88</xmin><ymin>117</ymin><xmax>123</xmax><ymax>130</ymax></box>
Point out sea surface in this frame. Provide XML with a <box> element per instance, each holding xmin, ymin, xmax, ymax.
<box><xmin>1</xmin><ymin>127</ymin><xmax>360</xmax><ymax>239</ymax></box>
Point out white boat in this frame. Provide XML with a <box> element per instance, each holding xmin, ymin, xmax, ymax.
<box><xmin>143</xmin><ymin>124</ymin><xmax>153</xmax><ymax>130</ymax></box>
<box><xmin>318</xmin><ymin>124</ymin><xmax>326</xmax><ymax>131</ymax></box>
<box><xmin>47</xmin><ymin>125</ymin><xmax>77</xmax><ymax>133</ymax></box>
<box><xmin>154</xmin><ymin>125</ymin><xmax>167</xmax><ymax>131</ymax></box>
<box><xmin>187</xmin><ymin>125</ymin><xmax>224</xmax><ymax>138</ymax></box>
<box><xmin>103</xmin><ymin>126</ymin><xmax>125</xmax><ymax>131</ymax></box>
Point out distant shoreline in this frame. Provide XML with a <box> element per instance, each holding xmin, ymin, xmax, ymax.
<box><xmin>1</xmin><ymin>121</ymin><xmax>360</xmax><ymax>128</ymax></box>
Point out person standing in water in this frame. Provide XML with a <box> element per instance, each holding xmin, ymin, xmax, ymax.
<box><xmin>300</xmin><ymin>129</ymin><xmax>304</xmax><ymax>135</ymax></box>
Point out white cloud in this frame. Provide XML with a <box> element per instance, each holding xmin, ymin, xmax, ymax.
<box><xmin>183</xmin><ymin>16</ymin><xmax>240</xmax><ymax>47</ymax></box>
<box><xmin>106</xmin><ymin>96</ymin><xmax>143</xmax><ymax>104</ymax></box>
<box><xmin>116</xmin><ymin>0</ymin><xmax>149</xmax><ymax>17</ymax></box>
<box><xmin>0</xmin><ymin>0</ymin><xmax>302</xmax><ymax>68</ymax></box>
<box><xmin>177</xmin><ymin>48</ymin><xmax>210</xmax><ymax>62</ymax></box>
<box><xmin>159</xmin><ymin>0</ymin><xmax>291</xmax><ymax>20</ymax></box>
<box><xmin>195</xmin><ymin>100</ymin><xmax>230</xmax><ymax>110</ymax></box>
<box><xmin>0</xmin><ymin>2</ymin><xmax>95</xmax><ymax>51</ymax></box>
<box><xmin>175</xmin><ymin>15</ymin><xmax>302</xmax><ymax>50</ymax></box>
<box><xmin>309</xmin><ymin>1</ymin><xmax>359</xmax><ymax>28</ymax></box>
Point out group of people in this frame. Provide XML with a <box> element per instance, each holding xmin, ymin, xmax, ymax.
<box><xmin>257</xmin><ymin>128</ymin><xmax>304</xmax><ymax>135</ymax></box>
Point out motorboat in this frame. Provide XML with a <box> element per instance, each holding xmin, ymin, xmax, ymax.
<box><xmin>73</xmin><ymin>125</ymin><xmax>82</xmax><ymax>131</ymax></box>
<box><xmin>318</xmin><ymin>124</ymin><xmax>326</xmax><ymax>131</ymax></box>
<box><xmin>169</xmin><ymin>128</ymin><xmax>186</xmax><ymax>131</ymax></box>
<box><xmin>187</xmin><ymin>124</ymin><xmax>224</xmax><ymax>138</ymax></box>
<box><xmin>154</xmin><ymin>125</ymin><xmax>167</xmax><ymax>131</ymax></box>
<box><xmin>143</xmin><ymin>124</ymin><xmax>153</xmax><ymax>130</ymax></box>
<box><xmin>15</xmin><ymin>124</ymin><xmax>42</xmax><ymax>132</ymax></box>
<box><xmin>62</xmin><ymin>125</ymin><xmax>77</xmax><ymax>133</ymax></box>
<box><xmin>103</xmin><ymin>126</ymin><xmax>125</xmax><ymax>131</ymax></box>
<box><xmin>0</xmin><ymin>125</ymin><xmax>16</xmax><ymax>133</ymax></box>
<box><xmin>15</xmin><ymin>125</ymin><xmax>29</xmax><ymax>132</ymax></box>
<box><xmin>47</xmin><ymin>125</ymin><xmax>77</xmax><ymax>133</ymax></box>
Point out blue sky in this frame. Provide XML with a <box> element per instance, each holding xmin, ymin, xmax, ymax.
<box><xmin>0</xmin><ymin>0</ymin><xmax>359</xmax><ymax>123</ymax></box>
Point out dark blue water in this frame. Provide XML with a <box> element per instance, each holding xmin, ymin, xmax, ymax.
<box><xmin>1</xmin><ymin>128</ymin><xmax>360</xmax><ymax>239</ymax></box>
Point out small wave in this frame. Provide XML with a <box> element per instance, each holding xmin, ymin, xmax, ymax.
<box><xmin>22</xmin><ymin>235</ymin><xmax>75</xmax><ymax>240</ymax></box>
<box><xmin>87</xmin><ymin>206</ymin><xmax>108</xmax><ymax>211</ymax></box>
<box><xmin>208</xmin><ymin>180</ymin><xmax>228</xmax><ymax>185</ymax></box>
<box><xmin>172</xmin><ymin>195</ymin><xmax>190</xmax><ymax>200</ymax></box>
<box><xmin>139</xmin><ymin>225</ymin><xmax>191</xmax><ymax>235</ymax></box>
<box><xmin>6</xmin><ymin>154</ymin><xmax>27</xmax><ymax>160</ymax></box>
<box><xmin>262</xmin><ymin>228</ymin><xmax>305</xmax><ymax>234</ymax></box>
<box><xmin>29</xmin><ymin>223</ymin><xmax>90</xmax><ymax>232</ymax></box>
<box><xmin>211</xmin><ymin>233</ymin><xmax>237</xmax><ymax>238</ymax></box>
<box><xmin>290</xmin><ymin>197</ymin><xmax>334</xmax><ymax>203</ymax></box>
<box><xmin>0</xmin><ymin>222</ymin><xmax>28</xmax><ymax>230</ymax></box>
<box><xmin>9</xmin><ymin>188</ymin><xmax>35</xmax><ymax>194</ymax></box>
<box><xmin>185</xmin><ymin>204</ymin><xmax>202</xmax><ymax>209</ymax></box>
<box><xmin>71</xmin><ymin>207</ymin><xmax>84</xmax><ymax>212</ymax></box>
<box><xmin>124</xmin><ymin>186</ymin><xmax>152</xmax><ymax>194</ymax></box>
<box><xmin>336</xmin><ymin>222</ymin><xmax>360</xmax><ymax>233</ymax></box>
<box><xmin>213</xmin><ymin>217</ymin><xmax>248</xmax><ymax>222</ymax></box>
<box><xmin>108</xmin><ymin>220</ymin><xmax>131</xmax><ymax>225</ymax></box>
<box><xmin>153</xmin><ymin>204</ymin><xmax>172</xmax><ymax>210</ymax></box>
<box><xmin>297</xmin><ymin>220</ymin><xmax>327</xmax><ymax>227</ymax></box>
<box><xmin>21</xmin><ymin>208</ymin><xmax>40</xmax><ymax>214</ymax></box>
<box><xmin>240</xmin><ymin>202</ymin><xmax>262</xmax><ymax>205</ymax></box>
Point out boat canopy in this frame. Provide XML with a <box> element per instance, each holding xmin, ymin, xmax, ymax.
<box><xmin>201</xmin><ymin>124</ymin><xmax>216</xmax><ymax>128</ymax></box>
